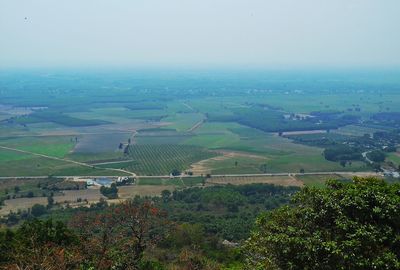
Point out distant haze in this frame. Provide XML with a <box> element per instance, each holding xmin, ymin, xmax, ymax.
<box><xmin>1</xmin><ymin>0</ymin><xmax>399</xmax><ymax>68</ymax></box>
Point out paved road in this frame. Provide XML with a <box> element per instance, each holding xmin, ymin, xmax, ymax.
<box><xmin>0</xmin><ymin>171</ymin><xmax>378</xmax><ymax>180</ymax></box>
<box><xmin>362</xmin><ymin>151</ymin><xmax>373</xmax><ymax>164</ymax></box>
<box><xmin>187</xmin><ymin>119</ymin><xmax>204</xmax><ymax>133</ymax></box>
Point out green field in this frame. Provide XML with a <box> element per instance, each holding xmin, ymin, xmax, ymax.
<box><xmin>1</xmin><ymin>70</ymin><xmax>399</xmax><ymax>177</ymax></box>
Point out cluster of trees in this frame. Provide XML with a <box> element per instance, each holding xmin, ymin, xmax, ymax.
<box><xmin>100</xmin><ymin>183</ymin><xmax>118</xmax><ymax>199</ymax></box>
<box><xmin>245</xmin><ymin>177</ymin><xmax>400</xmax><ymax>269</ymax></box>
<box><xmin>163</xmin><ymin>184</ymin><xmax>299</xmax><ymax>240</ymax></box>
<box><xmin>323</xmin><ymin>145</ymin><xmax>362</xmax><ymax>162</ymax></box>
<box><xmin>367</xmin><ymin>150</ymin><xmax>386</xmax><ymax>163</ymax></box>
<box><xmin>0</xmin><ymin>200</ymin><xmax>168</xmax><ymax>269</ymax></box>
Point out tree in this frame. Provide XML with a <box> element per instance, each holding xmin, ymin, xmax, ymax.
<box><xmin>340</xmin><ymin>160</ymin><xmax>346</xmax><ymax>167</ymax></box>
<box><xmin>244</xmin><ymin>177</ymin><xmax>400</xmax><ymax>270</ymax></box>
<box><xmin>31</xmin><ymin>204</ymin><xmax>46</xmax><ymax>217</ymax></box>
<box><xmin>70</xmin><ymin>200</ymin><xmax>168</xmax><ymax>269</ymax></box>
<box><xmin>0</xmin><ymin>219</ymin><xmax>79</xmax><ymax>269</ymax></box>
<box><xmin>299</xmin><ymin>168</ymin><xmax>305</xmax><ymax>173</ymax></box>
<box><xmin>100</xmin><ymin>183</ymin><xmax>118</xmax><ymax>199</ymax></box>
<box><xmin>47</xmin><ymin>195</ymin><xmax>54</xmax><ymax>209</ymax></box>
<box><xmin>161</xmin><ymin>189</ymin><xmax>171</xmax><ymax>203</ymax></box>
<box><xmin>260</xmin><ymin>163</ymin><xmax>267</xmax><ymax>173</ymax></box>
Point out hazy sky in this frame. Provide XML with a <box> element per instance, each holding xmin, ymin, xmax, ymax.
<box><xmin>1</xmin><ymin>0</ymin><xmax>399</xmax><ymax>68</ymax></box>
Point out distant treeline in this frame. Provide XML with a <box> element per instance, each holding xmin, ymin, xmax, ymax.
<box><xmin>208</xmin><ymin>108</ymin><xmax>360</xmax><ymax>132</ymax></box>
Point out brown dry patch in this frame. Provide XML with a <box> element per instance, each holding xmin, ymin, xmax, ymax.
<box><xmin>207</xmin><ymin>175</ymin><xmax>303</xmax><ymax>187</ymax></box>
<box><xmin>55</xmin><ymin>189</ymin><xmax>105</xmax><ymax>204</ymax></box>
<box><xmin>0</xmin><ymin>197</ymin><xmax>48</xmax><ymax>216</ymax></box>
<box><xmin>0</xmin><ymin>188</ymin><xmax>105</xmax><ymax>216</ymax></box>
<box><xmin>190</xmin><ymin>150</ymin><xmax>265</xmax><ymax>175</ymax></box>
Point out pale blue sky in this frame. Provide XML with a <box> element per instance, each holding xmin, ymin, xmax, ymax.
<box><xmin>0</xmin><ymin>0</ymin><xmax>399</xmax><ymax>68</ymax></box>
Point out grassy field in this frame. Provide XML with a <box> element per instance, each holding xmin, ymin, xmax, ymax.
<box><xmin>162</xmin><ymin>113</ymin><xmax>204</xmax><ymax>132</ymax></box>
<box><xmin>207</xmin><ymin>175</ymin><xmax>303</xmax><ymax>187</ymax></box>
<box><xmin>2</xmin><ymin>75</ymin><xmax>398</xmax><ymax>177</ymax></box>
<box><xmin>137</xmin><ymin>177</ymin><xmax>205</xmax><ymax>187</ymax></box>
<box><xmin>0</xmin><ymin>136</ymin><xmax>75</xmax><ymax>158</ymax></box>
<box><xmin>387</xmin><ymin>152</ymin><xmax>400</xmax><ymax>167</ymax></box>
<box><xmin>296</xmin><ymin>174</ymin><xmax>348</xmax><ymax>188</ymax></box>
<box><xmin>333</xmin><ymin>125</ymin><xmax>384</xmax><ymax>136</ymax></box>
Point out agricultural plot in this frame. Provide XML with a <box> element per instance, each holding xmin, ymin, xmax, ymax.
<box><xmin>137</xmin><ymin>176</ymin><xmax>205</xmax><ymax>187</ymax></box>
<box><xmin>118</xmin><ymin>185</ymin><xmax>175</xmax><ymax>198</ymax></box>
<box><xmin>134</xmin><ymin>129</ymin><xmax>193</xmax><ymax>145</ymax></box>
<box><xmin>0</xmin><ymin>189</ymin><xmax>105</xmax><ymax>216</ymax></box>
<box><xmin>73</xmin><ymin>133</ymin><xmax>131</xmax><ymax>153</ymax></box>
<box><xmin>122</xmin><ymin>144</ymin><xmax>218</xmax><ymax>175</ymax></box>
<box><xmin>333</xmin><ymin>125</ymin><xmax>385</xmax><ymax>136</ymax></box>
<box><xmin>387</xmin><ymin>152</ymin><xmax>400</xmax><ymax>167</ymax></box>
<box><xmin>0</xmin><ymin>136</ymin><xmax>75</xmax><ymax>158</ymax></box>
<box><xmin>161</xmin><ymin>112</ymin><xmax>204</xmax><ymax>132</ymax></box>
<box><xmin>207</xmin><ymin>175</ymin><xmax>303</xmax><ymax>187</ymax></box>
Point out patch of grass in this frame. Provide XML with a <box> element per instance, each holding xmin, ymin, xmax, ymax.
<box><xmin>182</xmin><ymin>177</ymin><xmax>205</xmax><ymax>186</ymax></box>
<box><xmin>296</xmin><ymin>174</ymin><xmax>347</xmax><ymax>188</ymax></box>
<box><xmin>137</xmin><ymin>178</ymin><xmax>163</xmax><ymax>185</ymax></box>
<box><xmin>162</xmin><ymin>113</ymin><xmax>204</xmax><ymax>132</ymax></box>
<box><xmin>0</xmin><ymin>148</ymin><xmax>32</xmax><ymax>162</ymax></box>
<box><xmin>387</xmin><ymin>152</ymin><xmax>400</xmax><ymax>167</ymax></box>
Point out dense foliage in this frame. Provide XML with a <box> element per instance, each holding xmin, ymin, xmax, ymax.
<box><xmin>245</xmin><ymin>177</ymin><xmax>400</xmax><ymax>270</ymax></box>
<box><xmin>100</xmin><ymin>183</ymin><xmax>119</xmax><ymax>199</ymax></box>
<box><xmin>0</xmin><ymin>183</ymin><xmax>298</xmax><ymax>269</ymax></box>
<box><xmin>165</xmin><ymin>184</ymin><xmax>299</xmax><ymax>240</ymax></box>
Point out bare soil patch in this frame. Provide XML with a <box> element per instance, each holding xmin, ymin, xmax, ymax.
<box><xmin>190</xmin><ymin>150</ymin><xmax>265</xmax><ymax>175</ymax></box>
<box><xmin>0</xmin><ymin>188</ymin><xmax>104</xmax><ymax>216</ymax></box>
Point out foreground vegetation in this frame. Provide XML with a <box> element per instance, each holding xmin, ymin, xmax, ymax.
<box><xmin>0</xmin><ymin>177</ymin><xmax>398</xmax><ymax>269</ymax></box>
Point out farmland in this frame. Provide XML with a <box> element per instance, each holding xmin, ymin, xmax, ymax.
<box><xmin>0</xmin><ymin>69</ymin><xmax>399</xmax><ymax>180</ymax></box>
<box><xmin>121</xmin><ymin>144</ymin><xmax>217</xmax><ymax>175</ymax></box>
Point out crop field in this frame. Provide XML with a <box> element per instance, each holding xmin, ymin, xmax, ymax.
<box><xmin>0</xmin><ymin>189</ymin><xmax>104</xmax><ymax>216</ymax></box>
<box><xmin>137</xmin><ymin>176</ymin><xmax>205</xmax><ymax>187</ymax></box>
<box><xmin>161</xmin><ymin>113</ymin><xmax>204</xmax><ymax>132</ymax></box>
<box><xmin>73</xmin><ymin>133</ymin><xmax>131</xmax><ymax>153</ymax></box>
<box><xmin>1</xmin><ymin>70</ymin><xmax>399</xmax><ymax>178</ymax></box>
<box><xmin>118</xmin><ymin>185</ymin><xmax>175</xmax><ymax>198</ymax></box>
<box><xmin>0</xmin><ymin>136</ymin><xmax>75</xmax><ymax>158</ymax></box>
<box><xmin>332</xmin><ymin>125</ymin><xmax>385</xmax><ymax>136</ymax></box>
<box><xmin>116</xmin><ymin>144</ymin><xmax>218</xmax><ymax>175</ymax></box>
<box><xmin>207</xmin><ymin>175</ymin><xmax>303</xmax><ymax>187</ymax></box>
